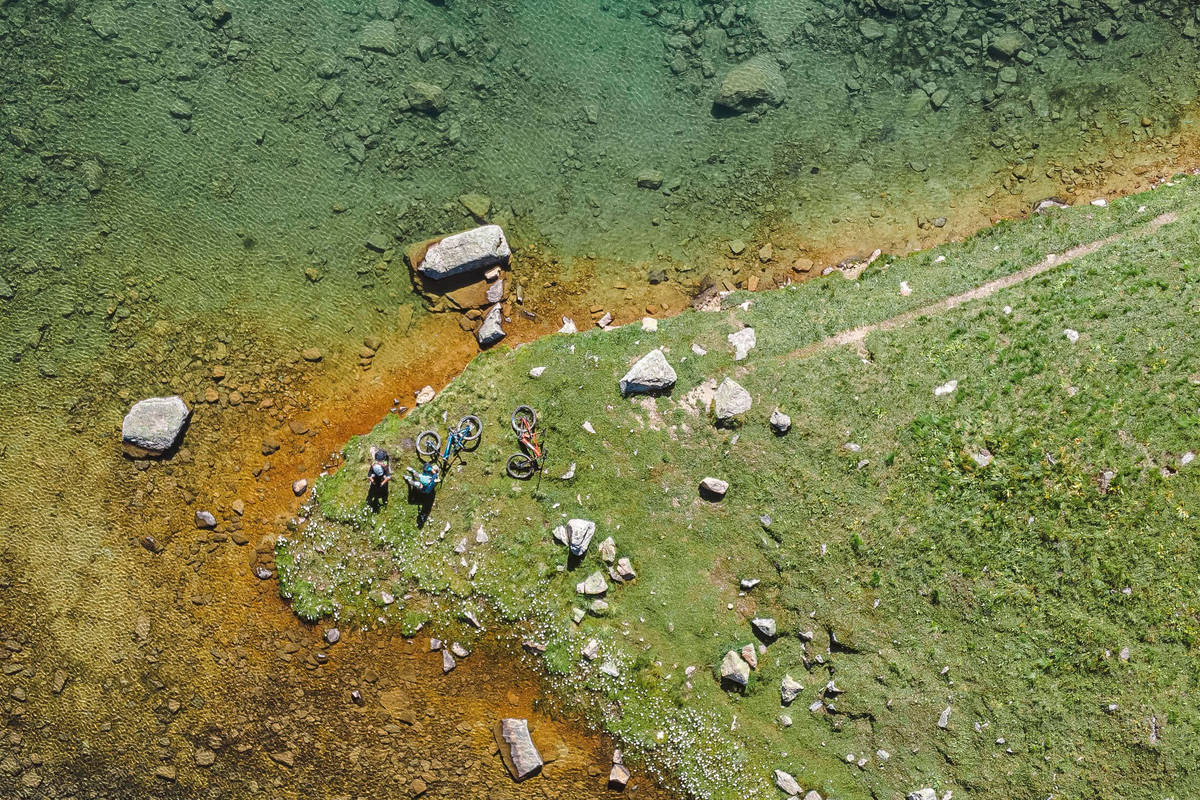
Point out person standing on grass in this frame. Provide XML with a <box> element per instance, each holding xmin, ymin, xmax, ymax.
<box><xmin>366</xmin><ymin>446</ymin><xmax>391</xmax><ymax>511</ymax></box>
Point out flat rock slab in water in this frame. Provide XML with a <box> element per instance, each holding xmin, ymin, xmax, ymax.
<box><xmin>416</xmin><ymin>225</ymin><xmax>510</xmax><ymax>280</ymax></box>
<box><xmin>493</xmin><ymin>718</ymin><xmax>543</xmax><ymax>781</ymax></box>
<box><xmin>122</xmin><ymin>396</ymin><xmax>190</xmax><ymax>456</ymax></box>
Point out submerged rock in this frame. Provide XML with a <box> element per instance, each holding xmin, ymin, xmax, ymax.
<box><xmin>122</xmin><ymin>396</ymin><xmax>190</xmax><ymax>455</ymax></box>
<box><xmin>714</xmin><ymin>56</ymin><xmax>786</xmax><ymax>114</ymax></box>
<box><xmin>495</xmin><ymin>719</ymin><xmax>543</xmax><ymax>781</ymax></box>
<box><xmin>417</xmin><ymin>225</ymin><xmax>510</xmax><ymax>280</ymax></box>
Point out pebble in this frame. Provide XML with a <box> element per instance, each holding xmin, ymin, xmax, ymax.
<box><xmin>292</xmin><ymin>478</ymin><xmax>308</xmax><ymax>496</ymax></box>
<box><xmin>194</xmin><ymin>510</ymin><xmax>217</xmax><ymax>529</ymax></box>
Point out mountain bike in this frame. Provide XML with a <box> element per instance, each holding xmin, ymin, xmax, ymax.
<box><xmin>417</xmin><ymin>414</ymin><xmax>483</xmax><ymax>467</ymax></box>
<box><xmin>506</xmin><ymin>405</ymin><xmax>544</xmax><ymax>479</ymax></box>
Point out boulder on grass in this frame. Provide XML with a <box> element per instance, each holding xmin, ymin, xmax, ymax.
<box><xmin>720</xmin><ymin>649</ymin><xmax>750</xmax><ymax>688</ymax></box>
<box><xmin>713</xmin><ymin>377</ymin><xmax>752</xmax><ymax>421</ymax></box>
<box><xmin>618</xmin><ymin>350</ymin><xmax>676</xmax><ymax>395</ymax></box>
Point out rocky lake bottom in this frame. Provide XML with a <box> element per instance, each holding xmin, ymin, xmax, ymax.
<box><xmin>3</xmin><ymin>0</ymin><xmax>1200</xmax><ymax>797</ymax></box>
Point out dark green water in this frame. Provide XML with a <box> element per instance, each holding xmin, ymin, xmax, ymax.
<box><xmin>2</xmin><ymin>1</ymin><xmax>1200</xmax><ymax>797</ymax></box>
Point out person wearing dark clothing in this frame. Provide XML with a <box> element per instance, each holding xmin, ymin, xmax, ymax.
<box><xmin>366</xmin><ymin>446</ymin><xmax>391</xmax><ymax>511</ymax></box>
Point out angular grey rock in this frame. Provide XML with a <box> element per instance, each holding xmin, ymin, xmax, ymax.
<box><xmin>442</xmin><ymin>649</ymin><xmax>456</xmax><ymax>673</ymax></box>
<box><xmin>497</xmin><ymin>718</ymin><xmax>543</xmax><ymax>781</ymax></box>
<box><xmin>699</xmin><ymin>476</ymin><xmax>728</xmax><ymax>498</ymax></box>
<box><xmin>769</xmin><ymin>409</ymin><xmax>791</xmax><ymax>434</ymax></box>
<box><xmin>714</xmin><ymin>56</ymin><xmax>786</xmax><ymax>114</ymax></box>
<box><xmin>752</xmin><ymin>617</ymin><xmax>777</xmax><ymax>638</ymax></box>
<box><xmin>720</xmin><ymin>649</ymin><xmax>750</xmax><ymax>687</ymax></box>
<box><xmin>581</xmin><ymin>638</ymin><xmax>600</xmax><ymax>660</ymax></box>
<box><xmin>740</xmin><ymin>577</ymin><xmax>760</xmax><ymax>590</ymax></box>
<box><xmin>576</xmin><ymin>571</ymin><xmax>608</xmax><ymax>595</ymax></box>
<box><xmin>418</xmin><ymin>225</ymin><xmax>510</xmax><ymax>280</ymax></box>
<box><xmin>937</xmin><ymin>705</ymin><xmax>951</xmax><ymax>728</ymax></box>
<box><xmin>324</xmin><ymin>628</ymin><xmax>340</xmax><ymax>645</ymax></box>
<box><xmin>558</xmin><ymin>316</ymin><xmax>578</xmax><ymax>334</ymax></box>
<box><xmin>122</xmin><ymin>396</ymin><xmax>190</xmax><ymax>455</ymax></box>
<box><xmin>486</xmin><ymin>278</ymin><xmax>504</xmax><ymax>304</ymax></box>
<box><xmin>598</xmin><ymin>536</ymin><xmax>616</xmax><ymax>563</ymax></box>
<box><xmin>194</xmin><ymin>510</ymin><xmax>217</xmax><ymax>529</ymax></box>
<box><xmin>608</xmin><ymin>763</ymin><xmax>631</xmax><ymax>789</ymax></box>
<box><xmin>618</xmin><ymin>349</ymin><xmax>676</xmax><ymax>395</ymax></box>
<box><xmin>562</xmin><ymin>518</ymin><xmax>595</xmax><ymax>556</ymax></box>
<box><xmin>780</xmin><ymin>674</ymin><xmax>802</xmax><ymax>705</ymax></box>
<box><xmin>615</xmin><ymin>557</ymin><xmax>636</xmax><ymax>581</ymax></box>
<box><xmin>774</xmin><ymin>769</ymin><xmax>803</xmax><ymax>796</ymax></box>
<box><xmin>804</xmin><ymin>792</ymin><xmax>823</xmax><ymax>800</ymax></box>
<box><xmin>476</xmin><ymin>304</ymin><xmax>506</xmax><ymax>347</ymax></box>
<box><xmin>907</xmin><ymin>791</ymin><xmax>937</xmax><ymax>800</ymax></box>
<box><xmin>714</xmin><ymin>377</ymin><xmax>752</xmax><ymax>421</ymax></box>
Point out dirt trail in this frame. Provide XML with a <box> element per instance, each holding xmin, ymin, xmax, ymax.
<box><xmin>789</xmin><ymin>211</ymin><xmax>1179</xmax><ymax>359</ymax></box>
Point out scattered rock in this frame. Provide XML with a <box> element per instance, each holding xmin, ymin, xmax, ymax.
<box><xmin>608</xmin><ymin>763</ymin><xmax>632</xmax><ymax>790</ymax></box>
<box><xmin>459</xmin><ymin>193</ymin><xmax>492</xmax><ymax>220</ymax></box>
<box><xmin>615</xmin><ymin>557</ymin><xmax>636</xmax><ymax>581</ymax></box>
<box><xmin>154</xmin><ymin>766</ymin><xmax>176</xmax><ymax>781</ymax></box>
<box><xmin>122</xmin><ymin>396</ymin><xmax>190</xmax><ymax>456</ymax></box>
<box><xmin>781</xmin><ymin>674</ymin><xmax>803</xmax><ymax>705</ymax></box>
<box><xmin>417</xmin><ymin>225</ymin><xmax>510</xmax><ymax>280</ymax></box>
<box><xmin>720</xmin><ymin>649</ymin><xmax>750</xmax><ymax>688</ymax></box>
<box><xmin>752</xmin><ymin>617</ymin><xmax>777</xmax><ymax>639</ymax></box>
<box><xmin>416</xmin><ymin>385</ymin><xmax>436</xmax><ymax>405</ymax></box>
<box><xmin>195</xmin><ymin>747</ymin><xmax>216</xmax><ymax>767</ymax></box>
<box><xmin>558</xmin><ymin>317</ymin><xmax>578</xmax><ymax>334</ymax></box>
<box><xmin>728</xmin><ymin>327</ymin><xmax>756</xmax><ymax>360</ymax></box>
<box><xmin>641</xmin><ymin>317</ymin><xmax>658</xmax><ymax>332</ymax></box>
<box><xmin>907</xmin><ymin>790</ymin><xmax>937</xmax><ymax>800</ymax></box>
<box><xmin>740</xmin><ymin>578</ymin><xmax>760</xmax><ymax>590</ymax></box>
<box><xmin>933</xmin><ymin>379</ymin><xmax>958</xmax><ymax>397</ymax></box>
<box><xmin>699</xmin><ymin>476</ymin><xmax>728</xmax><ymax>499</ymax></box>
<box><xmin>576</xmin><ymin>571</ymin><xmax>608</xmax><ymax>596</ymax></box>
<box><xmin>636</xmin><ymin>170</ymin><xmax>664</xmax><ymax>189</ymax></box>
<box><xmin>529</xmin><ymin>366</ymin><xmax>546</xmax><ymax>378</ymax></box>
<box><xmin>269</xmin><ymin>750</ymin><xmax>295</xmax><ymax>768</ymax></box>
<box><xmin>302</xmin><ymin>348</ymin><xmax>323</xmax><ymax>362</ymax></box>
<box><xmin>1064</xmin><ymin>328</ymin><xmax>1079</xmax><ymax>344</ymax></box>
<box><xmin>292</xmin><ymin>478</ymin><xmax>308</xmax><ymax>496</ymax></box>
<box><xmin>775</xmin><ymin>769</ymin><xmax>803</xmax><ymax>796</ymax></box>
<box><xmin>938</xmin><ymin>705</ymin><xmax>952</xmax><ymax>728</ymax></box>
<box><xmin>619</xmin><ymin>349</ymin><xmax>677</xmax><ymax>395</ymax></box>
<box><xmin>442</xmin><ymin>649</ymin><xmax>456</xmax><ymax>673</ymax></box>
<box><xmin>714</xmin><ymin>55</ymin><xmax>786</xmax><ymax>114</ymax></box>
<box><xmin>495</xmin><ymin>718</ymin><xmax>543</xmax><ymax>781</ymax></box>
<box><xmin>476</xmin><ymin>304</ymin><xmax>506</xmax><ymax>347</ymax></box>
<box><xmin>769</xmin><ymin>409</ymin><xmax>791</xmax><ymax>434</ymax></box>
<box><xmin>713</xmin><ymin>377</ymin><xmax>752</xmax><ymax>421</ymax></box>
<box><xmin>598</xmin><ymin>536</ymin><xmax>616</xmax><ymax>563</ymax></box>
<box><xmin>554</xmin><ymin>518</ymin><xmax>595</xmax><ymax>556</ymax></box>
<box><xmin>194</xmin><ymin>510</ymin><xmax>217</xmax><ymax>529</ymax></box>
<box><xmin>359</xmin><ymin>20</ymin><xmax>399</xmax><ymax>54</ymax></box>
<box><xmin>324</xmin><ymin>628</ymin><xmax>340</xmax><ymax>645</ymax></box>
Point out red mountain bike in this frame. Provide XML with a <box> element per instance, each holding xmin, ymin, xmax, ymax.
<box><xmin>506</xmin><ymin>405</ymin><xmax>544</xmax><ymax>479</ymax></box>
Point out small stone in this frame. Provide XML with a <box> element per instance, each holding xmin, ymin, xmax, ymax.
<box><xmin>597</xmin><ymin>536</ymin><xmax>616</xmax><ymax>564</ymax></box>
<box><xmin>699</xmin><ymin>476</ymin><xmax>728</xmax><ymax>498</ymax></box>
<box><xmin>933</xmin><ymin>379</ymin><xmax>958</xmax><ymax>397</ymax></box>
<box><xmin>576</xmin><ymin>571</ymin><xmax>608</xmax><ymax>595</ymax></box>
<box><xmin>728</xmin><ymin>239</ymin><xmax>746</xmax><ymax>255</ymax></box>
<box><xmin>292</xmin><ymin>478</ymin><xmax>308</xmax><ymax>496</ymax></box>
<box><xmin>194</xmin><ymin>510</ymin><xmax>217</xmax><ymax>529</ymax></box>
<box><xmin>781</xmin><ymin>674</ymin><xmax>803</xmax><ymax>705</ymax></box>
<box><xmin>302</xmin><ymin>348</ymin><xmax>323</xmax><ymax>362</ymax></box>
<box><xmin>641</xmin><ymin>317</ymin><xmax>658</xmax><ymax>332</ymax></box>
<box><xmin>774</xmin><ymin>769</ymin><xmax>802</xmax><ymax>796</ymax></box>
<box><xmin>442</xmin><ymin>649</ymin><xmax>456</xmax><ymax>673</ymax></box>
<box><xmin>720</xmin><ymin>649</ymin><xmax>750</xmax><ymax>688</ymax></box>
<box><xmin>269</xmin><ymin>751</ymin><xmax>295</xmax><ymax>768</ymax></box>
<box><xmin>195</xmin><ymin>747</ymin><xmax>216</xmax><ymax>767</ymax></box>
<box><xmin>529</xmin><ymin>366</ymin><xmax>546</xmax><ymax>378</ymax></box>
<box><xmin>416</xmin><ymin>385</ymin><xmax>436</xmax><ymax>405</ymax></box>
<box><xmin>609</xmin><ymin>763</ymin><xmax>632</xmax><ymax>789</ymax></box>
<box><xmin>752</xmin><ymin>617</ymin><xmax>776</xmax><ymax>638</ymax></box>
<box><xmin>636</xmin><ymin>170</ymin><xmax>664</xmax><ymax>189</ymax></box>
<box><xmin>324</xmin><ymin>628</ymin><xmax>340</xmax><ymax>645</ymax></box>
<box><xmin>740</xmin><ymin>578</ymin><xmax>760</xmax><ymax>590</ymax></box>
<box><xmin>496</xmin><ymin>718</ymin><xmax>543</xmax><ymax>781</ymax></box>
<box><xmin>154</xmin><ymin>766</ymin><xmax>176</xmax><ymax>781</ymax></box>
<box><xmin>727</xmin><ymin>327</ymin><xmax>756</xmax><ymax>360</ymax></box>
<box><xmin>615</xmin><ymin>557</ymin><xmax>636</xmax><ymax>581</ymax></box>
<box><xmin>769</xmin><ymin>409</ymin><xmax>791</xmax><ymax>434</ymax></box>
<box><xmin>476</xmin><ymin>304</ymin><xmax>506</xmax><ymax>347</ymax></box>
<box><xmin>713</xmin><ymin>377</ymin><xmax>752</xmax><ymax>420</ymax></box>
<box><xmin>1064</xmin><ymin>328</ymin><xmax>1080</xmax><ymax>344</ymax></box>
<box><xmin>938</xmin><ymin>705</ymin><xmax>952</xmax><ymax>728</ymax></box>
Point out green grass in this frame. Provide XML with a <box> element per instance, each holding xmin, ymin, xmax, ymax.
<box><xmin>278</xmin><ymin>177</ymin><xmax>1200</xmax><ymax>799</ymax></box>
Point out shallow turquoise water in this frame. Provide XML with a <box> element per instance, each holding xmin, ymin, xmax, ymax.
<box><xmin>1</xmin><ymin>1</ymin><xmax>1199</xmax><ymax>796</ymax></box>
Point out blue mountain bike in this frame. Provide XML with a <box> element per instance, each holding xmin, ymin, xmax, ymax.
<box><xmin>416</xmin><ymin>415</ymin><xmax>482</xmax><ymax>466</ymax></box>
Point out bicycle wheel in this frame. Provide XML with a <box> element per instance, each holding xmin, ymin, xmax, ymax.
<box><xmin>416</xmin><ymin>430</ymin><xmax>441</xmax><ymax>459</ymax></box>
<box><xmin>506</xmin><ymin>453</ymin><xmax>535</xmax><ymax>479</ymax></box>
<box><xmin>511</xmin><ymin>405</ymin><xmax>537</xmax><ymax>434</ymax></box>
<box><xmin>458</xmin><ymin>415</ymin><xmax>482</xmax><ymax>447</ymax></box>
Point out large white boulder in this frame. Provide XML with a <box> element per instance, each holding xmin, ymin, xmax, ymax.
<box><xmin>618</xmin><ymin>349</ymin><xmax>677</xmax><ymax>395</ymax></box>
<box><xmin>418</xmin><ymin>225</ymin><xmax>510</xmax><ymax>280</ymax></box>
<box><xmin>122</xmin><ymin>396</ymin><xmax>190</xmax><ymax>455</ymax></box>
